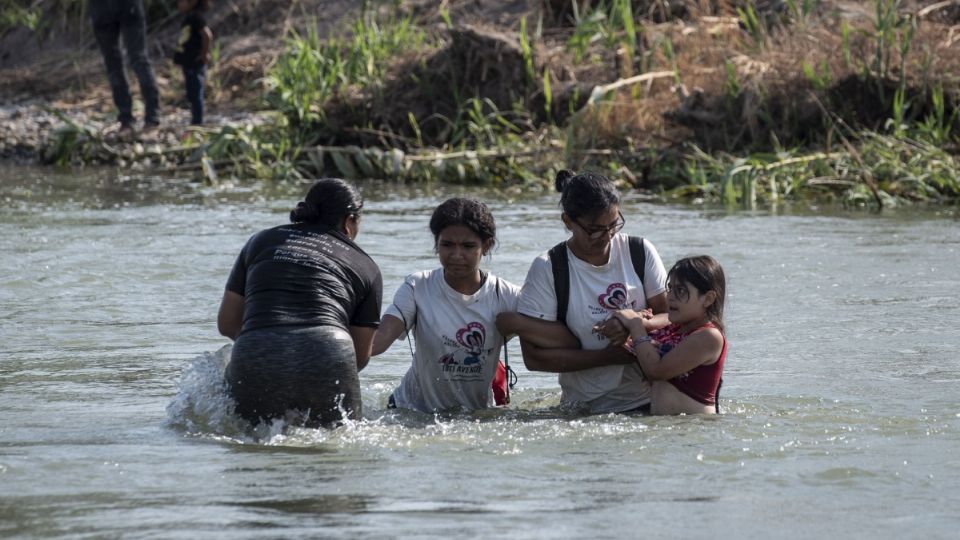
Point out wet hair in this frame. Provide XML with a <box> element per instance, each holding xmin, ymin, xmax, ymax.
<box><xmin>429</xmin><ymin>197</ymin><xmax>497</xmax><ymax>252</ymax></box>
<box><xmin>554</xmin><ymin>169</ymin><xmax>620</xmax><ymax>221</ymax></box>
<box><xmin>289</xmin><ymin>178</ymin><xmax>363</xmax><ymax>229</ymax></box>
<box><xmin>667</xmin><ymin>255</ymin><xmax>726</xmax><ymax>333</ymax></box>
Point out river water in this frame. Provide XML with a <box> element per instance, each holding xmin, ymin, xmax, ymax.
<box><xmin>1</xmin><ymin>166</ymin><xmax>959</xmax><ymax>538</ymax></box>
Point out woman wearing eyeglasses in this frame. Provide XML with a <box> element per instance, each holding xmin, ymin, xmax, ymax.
<box><xmin>217</xmin><ymin>178</ymin><xmax>383</xmax><ymax>428</ymax></box>
<box><xmin>497</xmin><ymin>170</ymin><xmax>669</xmax><ymax>414</ymax></box>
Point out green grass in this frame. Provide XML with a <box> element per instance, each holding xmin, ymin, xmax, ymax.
<box><xmin>566</xmin><ymin>0</ymin><xmax>639</xmax><ymax>66</ymax></box>
<box><xmin>266</xmin><ymin>13</ymin><xmax>428</xmax><ymax>125</ymax></box>
<box><xmin>657</xmin><ymin>129</ymin><xmax>959</xmax><ymax>208</ymax></box>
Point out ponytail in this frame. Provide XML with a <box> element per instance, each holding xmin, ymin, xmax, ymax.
<box><xmin>554</xmin><ymin>169</ymin><xmax>620</xmax><ymax>220</ymax></box>
<box><xmin>289</xmin><ymin>178</ymin><xmax>363</xmax><ymax>229</ymax></box>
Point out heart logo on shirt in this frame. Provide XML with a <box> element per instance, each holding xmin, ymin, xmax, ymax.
<box><xmin>456</xmin><ymin>321</ymin><xmax>486</xmax><ymax>353</ymax></box>
<box><xmin>597</xmin><ymin>282</ymin><xmax>628</xmax><ymax>310</ymax></box>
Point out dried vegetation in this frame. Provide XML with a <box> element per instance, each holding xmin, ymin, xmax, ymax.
<box><xmin>2</xmin><ymin>0</ymin><xmax>959</xmax><ymax>206</ymax></box>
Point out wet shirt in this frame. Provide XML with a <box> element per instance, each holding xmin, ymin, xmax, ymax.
<box><xmin>173</xmin><ymin>12</ymin><xmax>207</xmax><ymax>67</ymax></box>
<box><xmin>386</xmin><ymin>269</ymin><xmax>520</xmax><ymax>412</ymax></box>
<box><xmin>226</xmin><ymin>223</ymin><xmax>382</xmax><ymax>334</ymax></box>
<box><xmin>518</xmin><ymin>233</ymin><xmax>667</xmax><ymax>413</ymax></box>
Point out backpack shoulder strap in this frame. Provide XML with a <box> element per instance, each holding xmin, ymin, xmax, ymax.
<box><xmin>628</xmin><ymin>236</ymin><xmax>646</xmax><ymax>295</ymax></box>
<box><xmin>547</xmin><ymin>241</ymin><xmax>570</xmax><ymax>324</ymax></box>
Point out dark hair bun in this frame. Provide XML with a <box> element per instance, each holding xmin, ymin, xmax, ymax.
<box><xmin>289</xmin><ymin>201</ymin><xmax>319</xmax><ymax>223</ymax></box>
<box><xmin>554</xmin><ymin>169</ymin><xmax>575</xmax><ymax>193</ymax></box>
<box><xmin>289</xmin><ymin>178</ymin><xmax>363</xmax><ymax>228</ymax></box>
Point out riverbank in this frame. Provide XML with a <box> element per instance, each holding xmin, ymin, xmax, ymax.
<box><xmin>1</xmin><ymin>0</ymin><xmax>958</xmax><ymax>206</ymax></box>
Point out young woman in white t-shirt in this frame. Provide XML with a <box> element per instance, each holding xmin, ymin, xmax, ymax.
<box><xmin>497</xmin><ymin>170</ymin><xmax>670</xmax><ymax>414</ymax></box>
<box><xmin>371</xmin><ymin>198</ymin><xmax>520</xmax><ymax>413</ymax></box>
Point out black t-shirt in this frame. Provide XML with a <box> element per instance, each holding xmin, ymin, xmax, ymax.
<box><xmin>225</xmin><ymin>223</ymin><xmax>383</xmax><ymax>334</ymax></box>
<box><xmin>173</xmin><ymin>12</ymin><xmax>207</xmax><ymax>67</ymax></box>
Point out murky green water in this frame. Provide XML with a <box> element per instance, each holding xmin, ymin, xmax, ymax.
<box><xmin>2</xmin><ymin>166</ymin><xmax>959</xmax><ymax>538</ymax></box>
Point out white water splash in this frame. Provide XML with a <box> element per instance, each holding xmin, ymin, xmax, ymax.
<box><xmin>165</xmin><ymin>344</ymin><xmax>250</xmax><ymax>439</ymax></box>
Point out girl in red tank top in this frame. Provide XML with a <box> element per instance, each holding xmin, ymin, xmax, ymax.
<box><xmin>611</xmin><ymin>256</ymin><xmax>727</xmax><ymax>415</ymax></box>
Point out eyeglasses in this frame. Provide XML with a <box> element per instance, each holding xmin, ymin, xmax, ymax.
<box><xmin>574</xmin><ymin>212</ymin><xmax>625</xmax><ymax>240</ymax></box>
<box><xmin>665</xmin><ymin>282</ymin><xmax>691</xmax><ymax>302</ymax></box>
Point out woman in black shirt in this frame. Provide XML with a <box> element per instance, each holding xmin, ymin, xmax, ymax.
<box><xmin>217</xmin><ymin>179</ymin><xmax>383</xmax><ymax>427</ymax></box>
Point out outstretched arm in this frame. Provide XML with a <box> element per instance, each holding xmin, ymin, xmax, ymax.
<box><xmin>519</xmin><ymin>339</ymin><xmax>636</xmax><ymax>373</ymax></box>
<box><xmin>371</xmin><ymin>314</ymin><xmax>407</xmax><ymax>356</ymax></box>
<box><xmin>496</xmin><ymin>312</ymin><xmax>579</xmax><ymax>349</ymax></box>
<box><xmin>498</xmin><ymin>312</ymin><xmax>632</xmax><ymax>372</ymax></box>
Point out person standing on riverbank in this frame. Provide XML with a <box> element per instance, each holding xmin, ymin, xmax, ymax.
<box><xmin>88</xmin><ymin>0</ymin><xmax>161</xmax><ymax>134</ymax></box>
<box><xmin>217</xmin><ymin>179</ymin><xmax>383</xmax><ymax>428</ymax></box>
<box><xmin>497</xmin><ymin>170</ymin><xmax>669</xmax><ymax>414</ymax></box>
<box><xmin>173</xmin><ymin>0</ymin><xmax>212</xmax><ymax>125</ymax></box>
<box><xmin>371</xmin><ymin>198</ymin><xmax>520</xmax><ymax>412</ymax></box>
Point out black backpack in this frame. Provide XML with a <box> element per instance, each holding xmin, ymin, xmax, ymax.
<box><xmin>548</xmin><ymin>241</ymin><xmax>725</xmax><ymax>414</ymax></box>
<box><xmin>548</xmin><ymin>236</ymin><xmax>647</xmax><ymax>324</ymax></box>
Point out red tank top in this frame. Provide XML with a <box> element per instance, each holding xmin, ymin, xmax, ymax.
<box><xmin>649</xmin><ymin>322</ymin><xmax>726</xmax><ymax>406</ymax></box>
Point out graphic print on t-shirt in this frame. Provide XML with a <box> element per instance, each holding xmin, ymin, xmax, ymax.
<box><xmin>589</xmin><ymin>282</ymin><xmax>635</xmax><ymax>342</ymax></box>
<box><xmin>271</xmin><ymin>227</ymin><xmax>349</xmax><ymax>271</ymax></box>
<box><xmin>597</xmin><ymin>282</ymin><xmax>629</xmax><ymax>309</ymax></box>
<box><xmin>456</xmin><ymin>322</ymin><xmax>486</xmax><ymax>364</ymax></box>
<box><xmin>439</xmin><ymin>321</ymin><xmax>490</xmax><ymax>381</ymax></box>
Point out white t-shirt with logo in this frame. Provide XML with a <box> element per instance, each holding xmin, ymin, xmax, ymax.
<box><xmin>385</xmin><ymin>268</ymin><xmax>521</xmax><ymax>412</ymax></box>
<box><xmin>517</xmin><ymin>234</ymin><xmax>667</xmax><ymax>413</ymax></box>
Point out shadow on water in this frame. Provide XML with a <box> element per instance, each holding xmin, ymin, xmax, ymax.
<box><xmin>229</xmin><ymin>495</ymin><xmax>373</xmax><ymax>515</ymax></box>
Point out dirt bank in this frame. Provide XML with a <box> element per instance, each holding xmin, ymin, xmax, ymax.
<box><xmin>1</xmin><ymin>0</ymin><xmax>958</xmax><ymax>202</ymax></box>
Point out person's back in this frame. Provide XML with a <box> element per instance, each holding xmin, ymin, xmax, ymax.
<box><xmin>227</xmin><ymin>223</ymin><xmax>380</xmax><ymax>335</ymax></box>
<box><xmin>218</xmin><ymin>179</ymin><xmax>382</xmax><ymax>428</ymax></box>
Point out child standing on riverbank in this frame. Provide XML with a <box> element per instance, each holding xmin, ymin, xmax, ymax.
<box><xmin>173</xmin><ymin>0</ymin><xmax>212</xmax><ymax>125</ymax></box>
<box><xmin>612</xmin><ymin>255</ymin><xmax>727</xmax><ymax>415</ymax></box>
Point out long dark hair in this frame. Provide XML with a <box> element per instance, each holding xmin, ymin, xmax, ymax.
<box><xmin>554</xmin><ymin>169</ymin><xmax>620</xmax><ymax>220</ymax></box>
<box><xmin>429</xmin><ymin>197</ymin><xmax>497</xmax><ymax>253</ymax></box>
<box><xmin>289</xmin><ymin>178</ymin><xmax>363</xmax><ymax>229</ymax></box>
<box><xmin>668</xmin><ymin>255</ymin><xmax>726</xmax><ymax>333</ymax></box>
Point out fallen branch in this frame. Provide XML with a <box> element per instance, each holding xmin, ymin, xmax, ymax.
<box><xmin>806</xmin><ymin>177</ymin><xmax>857</xmax><ymax>187</ymax></box>
<box><xmin>918</xmin><ymin>0</ymin><xmax>960</xmax><ymax>18</ymax></box>
<box><xmin>587</xmin><ymin>71</ymin><xmax>675</xmax><ymax>105</ymax></box>
<box><xmin>758</xmin><ymin>152</ymin><xmax>847</xmax><ymax>171</ymax></box>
